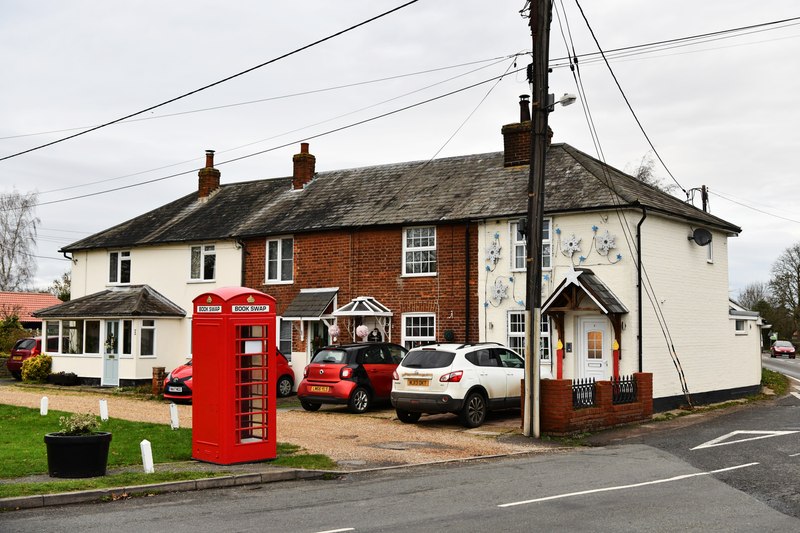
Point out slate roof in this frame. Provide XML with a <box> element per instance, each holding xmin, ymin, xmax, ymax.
<box><xmin>282</xmin><ymin>289</ymin><xmax>338</xmax><ymax>320</ymax></box>
<box><xmin>33</xmin><ymin>285</ymin><xmax>185</xmax><ymax>318</ymax></box>
<box><xmin>62</xmin><ymin>143</ymin><xmax>741</xmax><ymax>252</ymax></box>
<box><xmin>0</xmin><ymin>292</ymin><xmax>62</xmax><ymax>322</ymax></box>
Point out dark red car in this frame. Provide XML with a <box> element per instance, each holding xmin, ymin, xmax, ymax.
<box><xmin>297</xmin><ymin>343</ymin><xmax>407</xmax><ymax>413</ymax></box>
<box><xmin>770</xmin><ymin>340</ymin><xmax>796</xmax><ymax>359</ymax></box>
<box><xmin>6</xmin><ymin>337</ymin><xmax>41</xmax><ymax>380</ymax></box>
<box><xmin>163</xmin><ymin>350</ymin><xmax>295</xmax><ymax>402</ymax></box>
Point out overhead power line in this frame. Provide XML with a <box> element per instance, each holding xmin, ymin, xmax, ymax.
<box><xmin>24</xmin><ymin>66</ymin><xmax>525</xmax><ymax>209</ymax></box>
<box><xmin>0</xmin><ymin>0</ymin><xmax>420</xmax><ymax>162</ymax></box>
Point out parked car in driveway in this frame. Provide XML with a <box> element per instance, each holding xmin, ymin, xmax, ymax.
<box><xmin>6</xmin><ymin>337</ymin><xmax>42</xmax><ymax>380</ymax></box>
<box><xmin>391</xmin><ymin>343</ymin><xmax>524</xmax><ymax>428</ymax></box>
<box><xmin>163</xmin><ymin>349</ymin><xmax>295</xmax><ymax>403</ymax></box>
<box><xmin>770</xmin><ymin>340</ymin><xmax>796</xmax><ymax>359</ymax></box>
<box><xmin>297</xmin><ymin>342</ymin><xmax>408</xmax><ymax>413</ymax></box>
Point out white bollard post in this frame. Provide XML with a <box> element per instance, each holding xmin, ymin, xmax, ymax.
<box><xmin>140</xmin><ymin>439</ymin><xmax>155</xmax><ymax>474</ymax></box>
<box><xmin>40</xmin><ymin>396</ymin><xmax>48</xmax><ymax>416</ymax></box>
<box><xmin>99</xmin><ymin>399</ymin><xmax>109</xmax><ymax>421</ymax></box>
<box><xmin>169</xmin><ymin>403</ymin><xmax>179</xmax><ymax>430</ymax></box>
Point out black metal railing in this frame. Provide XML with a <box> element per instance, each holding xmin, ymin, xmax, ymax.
<box><xmin>572</xmin><ymin>378</ymin><xmax>596</xmax><ymax>408</ymax></box>
<box><xmin>611</xmin><ymin>375</ymin><xmax>638</xmax><ymax>405</ymax></box>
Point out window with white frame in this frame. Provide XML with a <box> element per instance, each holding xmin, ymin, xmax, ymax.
<box><xmin>402</xmin><ymin>313</ymin><xmax>436</xmax><ymax>349</ymax></box>
<box><xmin>109</xmin><ymin>251</ymin><xmax>131</xmax><ymax>284</ymax></box>
<box><xmin>85</xmin><ymin>320</ymin><xmax>101</xmax><ymax>353</ymax></box>
<box><xmin>279</xmin><ymin>319</ymin><xmax>293</xmax><ymax>360</ymax></box>
<box><xmin>506</xmin><ymin>311</ymin><xmax>551</xmax><ymax>361</ymax></box>
<box><xmin>735</xmin><ymin>319</ymin><xmax>747</xmax><ymax>334</ymax></box>
<box><xmin>141</xmin><ymin>319</ymin><xmax>155</xmax><ymax>356</ymax></box>
<box><xmin>403</xmin><ymin>226</ymin><xmax>437</xmax><ymax>275</ymax></box>
<box><xmin>510</xmin><ymin>218</ymin><xmax>552</xmax><ymax>272</ymax></box>
<box><xmin>539</xmin><ymin>314</ymin><xmax>551</xmax><ymax>362</ymax></box>
<box><xmin>190</xmin><ymin>244</ymin><xmax>216</xmax><ymax>281</ymax></box>
<box><xmin>507</xmin><ymin>311</ymin><xmax>526</xmax><ymax>357</ymax></box>
<box><xmin>266</xmin><ymin>237</ymin><xmax>294</xmax><ymax>283</ymax></box>
<box><xmin>706</xmin><ymin>240</ymin><xmax>714</xmax><ymax>264</ymax></box>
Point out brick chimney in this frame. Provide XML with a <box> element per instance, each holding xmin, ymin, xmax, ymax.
<box><xmin>501</xmin><ymin>95</ymin><xmax>532</xmax><ymax>167</ymax></box>
<box><xmin>292</xmin><ymin>142</ymin><xmax>316</xmax><ymax>190</ymax></box>
<box><xmin>198</xmin><ymin>149</ymin><xmax>221</xmax><ymax>199</ymax></box>
<box><xmin>501</xmin><ymin>95</ymin><xmax>553</xmax><ymax>167</ymax></box>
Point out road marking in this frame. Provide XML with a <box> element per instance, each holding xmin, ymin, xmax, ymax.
<box><xmin>791</xmin><ymin>392</ymin><xmax>800</xmax><ymax>400</ymax></box>
<box><xmin>691</xmin><ymin>430</ymin><xmax>799</xmax><ymax>450</ymax></box>
<box><xmin>497</xmin><ymin>463</ymin><xmax>758</xmax><ymax>507</ymax></box>
<box><xmin>790</xmin><ymin>453</ymin><xmax>800</xmax><ymax>457</ymax></box>
<box><xmin>315</xmin><ymin>529</ymin><xmax>355</xmax><ymax>533</ymax></box>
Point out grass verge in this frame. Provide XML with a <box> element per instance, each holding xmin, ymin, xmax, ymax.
<box><xmin>0</xmin><ymin>404</ymin><xmax>336</xmax><ymax>499</ymax></box>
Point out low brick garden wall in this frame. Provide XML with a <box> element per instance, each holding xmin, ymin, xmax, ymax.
<box><xmin>540</xmin><ymin>373</ymin><xmax>653</xmax><ymax>435</ymax></box>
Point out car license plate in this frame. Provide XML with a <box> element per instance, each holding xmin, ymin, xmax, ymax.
<box><xmin>12</xmin><ymin>356</ymin><xmax>22</xmax><ymax>360</ymax></box>
<box><xmin>309</xmin><ymin>386</ymin><xmax>330</xmax><ymax>393</ymax></box>
<box><xmin>168</xmin><ymin>386</ymin><xmax>182</xmax><ymax>393</ymax></box>
<box><xmin>408</xmin><ymin>379</ymin><xmax>430</xmax><ymax>387</ymax></box>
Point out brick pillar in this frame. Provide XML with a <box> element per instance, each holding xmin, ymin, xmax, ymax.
<box><xmin>634</xmin><ymin>372</ymin><xmax>653</xmax><ymax>417</ymax></box>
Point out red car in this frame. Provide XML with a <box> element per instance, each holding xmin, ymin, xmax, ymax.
<box><xmin>297</xmin><ymin>343</ymin><xmax>407</xmax><ymax>414</ymax></box>
<box><xmin>163</xmin><ymin>350</ymin><xmax>295</xmax><ymax>403</ymax></box>
<box><xmin>770</xmin><ymin>340</ymin><xmax>796</xmax><ymax>359</ymax></box>
<box><xmin>6</xmin><ymin>337</ymin><xmax>42</xmax><ymax>380</ymax></box>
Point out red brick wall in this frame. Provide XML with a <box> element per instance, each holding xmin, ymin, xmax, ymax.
<box><xmin>540</xmin><ymin>373</ymin><xmax>653</xmax><ymax>435</ymax></box>
<box><xmin>242</xmin><ymin>223</ymin><xmax>480</xmax><ymax>350</ymax></box>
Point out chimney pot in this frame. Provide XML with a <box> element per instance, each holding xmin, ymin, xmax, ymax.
<box><xmin>519</xmin><ymin>95</ymin><xmax>531</xmax><ymax>122</ymax></box>
<box><xmin>205</xmin><ymin>149</ymin><xmax>215</xmax><ymax>168</ymax></box>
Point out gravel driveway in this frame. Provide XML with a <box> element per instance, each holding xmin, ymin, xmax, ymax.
<box><xmin>0</xmin><ymin>384</ymin><xmax>553</xmax><ymax>469</ymax></box>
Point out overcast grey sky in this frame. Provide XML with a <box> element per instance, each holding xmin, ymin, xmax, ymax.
<box><xmin>2</xmin><ymin>0</ymin><xmax>799</xmax><ymax>297</ymax></box>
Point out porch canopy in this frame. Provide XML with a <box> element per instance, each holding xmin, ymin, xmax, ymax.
<box><xmin>542</xmin><ymin>268</ymin><xmax>628</xmax><ymax>369</ymax></box>
<box><xmin>332</xmin><ymin>296</ymin><xmax>393</xmax><ymax>342</ymax></box>
<box><xmin>281</xmin><ymin>288</ymin><xmax>338</xmax><ymax>340</ymax></box>
<box><xmin>34</xmin><ymin>285</ymin><xmax>185</xmax><ymax>318</ymax></box>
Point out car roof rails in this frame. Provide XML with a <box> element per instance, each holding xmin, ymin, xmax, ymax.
<box><xmin>455</xmin><ymin>342</ymin><xmax>502</xmax><ymax>350</ymax></box>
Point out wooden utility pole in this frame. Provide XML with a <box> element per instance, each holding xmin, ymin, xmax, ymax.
<box><xmin>523</xmin><ymin>0</ymin><xmax>552</xmax><ymax>438</ymax></box>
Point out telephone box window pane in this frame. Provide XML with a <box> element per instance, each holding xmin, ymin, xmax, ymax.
<box><xmin>236</xmin><ymin>324</ymin><xmax>270</xmax><ymax>443</ymax></box>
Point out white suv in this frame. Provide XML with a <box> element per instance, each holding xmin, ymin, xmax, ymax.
<box><xmin>391</xmin><ymin>343</ymin><xmax>525</xmax><ymax>428</ymax></box>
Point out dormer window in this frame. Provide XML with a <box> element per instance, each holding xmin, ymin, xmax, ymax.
<box><xmin>109</xmin><ymin>251</ymin><xmax>131</xmax><ymax>284</ymax></box>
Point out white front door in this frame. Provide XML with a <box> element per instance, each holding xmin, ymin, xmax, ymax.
<box><xmin>578</xmin><ymin>316</ymin><xmax>608</xmax><ymax>380</ymax></box>
<box><xmin>102</xmin><ymin>320</ymin><xmax>120</xmax><ymax>387</ymax></box>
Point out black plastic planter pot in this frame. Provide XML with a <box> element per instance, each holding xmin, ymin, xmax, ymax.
<box><xmin>44</xmin><ymin>432</ymin><xmax>112</xmax><ymax>478</ymax></box>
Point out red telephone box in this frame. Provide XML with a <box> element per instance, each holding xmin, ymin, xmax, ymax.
<box><xmin>191</xmin><ymin>287</ymin><xmax>277</xmax><ymax>464</ymax></box>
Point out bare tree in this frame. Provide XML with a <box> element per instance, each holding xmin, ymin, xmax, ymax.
<box><xmin>769</xmin><ymin>243</ymin><xmax>800</xmax><ymax>338</ymax></box>
<box><xmin>736</xmin><ymin>281</ymin><xmax>771</xmax><ymax>310</ymax></box>
<box><xmin>48</xmin><ymin>270</ymin><xmax>71</xmax><ymax>301</ymax></box>
<box><xmin>626</xmin><ymin>152</ymin><xmax>678</xmax><ymax>195</ymax></box>
<box><xmin>0</xmin><ymin>190</ymin><xmax>39</xmax><ymax>291</ymax></box>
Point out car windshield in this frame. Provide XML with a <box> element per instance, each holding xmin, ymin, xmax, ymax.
<box><xmin>775</xmin><ymin>341</ymin><xmax>793</xmax><ymax>348</ymax></box>
<box><xmin>13</xmin><ymin>339</ymin><xmax>36</xmax><ymax>351</ymax></box>
<box><xmin>311</xmin><ymin>349</ymin><xmax>347</xmax><ymax>364</ymax></box>
<box><xmin>401</xmin><ymin>350</ymin><xmax>456</xmax><ymax>369</ymax></box>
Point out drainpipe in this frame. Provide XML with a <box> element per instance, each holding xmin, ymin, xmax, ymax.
<box><xmin>465</xmin><ymin>221</ymin><xmax>471</xmax><ymax>342</ymax></box>
<box><xmin>636</xmin><ymin>206</ymin><xmax>647</xmax><ymax>373</ymax></box>
<box><xmin>237</xmin><ymin>239</ymin><xmax>248</xmax><ymax>287</ymax></box>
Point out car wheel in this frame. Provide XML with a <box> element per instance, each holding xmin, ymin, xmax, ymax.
<box><xmin>459</xmin><ymin>392</ymin><xmax>487</xmax><ymax>428</ymax></box>
<box><xmin>300</xmin><ymin>399</ymin><xmax>321</xmax><ymax>411</ymax></box>
<box><xmin>277</xmin><ymin>376</ymin><xmax>293</xmax><ymax>397</ymax></box>
<box><xmin>348</xmin><ymin>387</ymin><xmax>371</xmax><ymax>414</ymax></box>
<box><xmin>396</xmin><ymin>409</ymin><xmax>421</xmax><ymax>424</ymax></box>
<box><xmin>10</xmin><ymin>371</ymin><xmax>22</xmax><ymax>381</ymax></box>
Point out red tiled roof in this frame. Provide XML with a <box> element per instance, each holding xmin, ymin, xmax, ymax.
<box><xmin>0</xmin><ymin>292</ymin><xmax>62</xmax><ymax>323</ymax></box>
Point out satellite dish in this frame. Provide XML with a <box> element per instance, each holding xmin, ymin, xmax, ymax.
<box><xmin>688</xmin><ymin>228</ymin><xmax>712</xmax><ymax>246</ymax></box>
